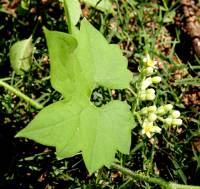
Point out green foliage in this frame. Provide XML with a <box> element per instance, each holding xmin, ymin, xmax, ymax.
<box><xmin>9</xmin><ymin>35</ymin><xmax>33</xmax><ymax>75</ymax></box>
<box><xmin>64</xmin><ymin>0</ymin><xmax>81</xmax><ymax>25</ymax></box>
<box><xmin>16</xmin><ymin>19</ymin><xmax>134</xmax><ymax>173</ymax></box>
<box><xmin>61</xmin><ymin>0</ymin><xmax>113</xmax><ymax>14</ymax></box>
<box><xmin>82</xmin><ymin>0</ymin><xmax>113</xmax><ymax>13</ymax></box>
<box><xmin>1</xmin><ymin>0</ymin><xmax>199</xmax><ymax>188</ymax></box>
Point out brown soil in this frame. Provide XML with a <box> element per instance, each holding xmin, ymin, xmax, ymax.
<box><xmin>176</xmin><ymin>0</ymin><xmax>200</xmax><ymax>57</ymax></box>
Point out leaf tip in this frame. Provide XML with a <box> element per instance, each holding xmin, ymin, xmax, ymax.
<box><xmin>15</xmin><ymin>131</ymin><xmax>23</xmax><ymax>138</ymax></box>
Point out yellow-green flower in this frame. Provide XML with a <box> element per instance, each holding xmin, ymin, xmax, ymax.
<box><xmin>142</xmin><ymin>120</ymin><xmax>161</xmax><ymax>138</ymax></box>
<box><xmin>143</xmin><ymin>54</ymin><xmax>157</xmax><ymax>67</ymax></box>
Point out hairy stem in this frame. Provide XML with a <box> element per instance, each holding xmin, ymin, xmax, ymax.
<box><xmin>111</xmin><ymin>163</ymin><xmax>200</xmax><ymax>189</ymax></box>
<box><xmin>111</xmin><ymin>163</ymin><xmax>172</xmax><ymax>189</ymax></box>
<box><xmin>0</xmin><ymin>80</ymin><xmax>43</xmax><ymax>109</ymax></box>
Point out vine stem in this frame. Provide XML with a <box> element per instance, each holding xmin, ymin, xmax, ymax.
<box><xmin>0</xmin><ymin>80</ymin><xmax>43</xmax><ymax>109</ymax></box>
<box><xmin>111</xmin><ymin>163</ymin><xmax>200</xmax><ymax>189</ymax></box>
<box><xmin>111</xmin><ymin>163</ymin><xmax>172</xmax><ymax>189</ymax></box>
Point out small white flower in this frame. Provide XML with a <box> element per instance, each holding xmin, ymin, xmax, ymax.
<box><xmin>171</xmin><ymin>110</ymin><xmax>180</xmax><ymax>119</ymax></box>
<box><xmin>142</xmin><ymin>120</ymin><xmax>161</xmax><ymax>138</ymax></box>
<box><xmin>172</xmin><ymin>119</ymin><xmax>182</xmax><ymax>126</ymax></box>
<box><xmin>143</xmin><ymin>54</ymin><xmax>157</xmax><ymax>67</ymax></box>
<box><xmin>151</xmin><ymin>76</ymin><xmax>162</xmax><ymax>84</ymax></box>
<box><xmin>141</xmin><ymin>77</ymin><xmax>152</xmax><ymax>90</ymax></box>
<box><xmin>143</xmin><ymin>54</ymin><xmax>151</xmax><ymax>63</ymax></box>
<box><xmin>148</xmin><ymin>113</ymin><xmax>157</xmax><ymax>122</ymax></box>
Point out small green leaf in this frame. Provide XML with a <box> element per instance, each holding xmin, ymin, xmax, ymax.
<box><xmin>9</xmin><ymin>36</ymin><xmax>33</xmax><ymax>75</ymax></box>
<box><xmin>163</xmin><ymin>10</ymin><xmax>176</xmax><ymax>24</ymax></box>
<box><xmin>82</xmin><ymin>0</ymin><xmax>113</xmax><ymax>13</ymax></box>
<box><xmin>64</xmin><ymin>0</ymin><xmax>81</xmax><ymax>25</ymax></box>
<box><xmin>17</xmin><ymin>19</ymin><xmax>133</xmax><ymax>173</ymax></box>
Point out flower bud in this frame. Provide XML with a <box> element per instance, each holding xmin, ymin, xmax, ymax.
<box><xmin>171</xmin><ymin>110</ymin><xmax>180</xmax><ymax>119</ymax></box>
<box><xmin>145</xmin><ymin>88</ymin><xmax>156</xmax><ymax>100</ymax></box>
<box><xmin>164</xmin><ymin>104</ymin><xmax>173</xmax><ymax>111</ymax></box>
<box><xmin>151</xmin><ymin>76</ymin><xmax>161</xmax><ymax>83</ymax></box>
<box><xmin>157</xmin><ymin>106</ymin><xmax>165</xmax><ymax>115</ymax></box>
<box><xmin>144</xmin><ymin>67</ymin><xmax>154</xmax><ymax>75</ymax></box>
<box><xmin>146</xmin><ymin>88</ymin><xmax>155</xmax><ymax>94</ymax></box>
<box><xmin>140</xmin><ymin>89</ymin><xmax>156</xmax><ymax>101</ymax></box>
<box><xmin>146</xmin><ymin>93</ymin><xmax>156</xmax><ymax>100</ymax></box>
<box><xmin>165</xmin><ymin>117</ymin><xmax>173</xmax><ymax>125</ymax></box>
<box><xmin>153</xmin><ymin>126</ymin><xmax>162</xmax><ymax>133</ymax></box>
<box><xmin>143</xmin><ymin>54</ymin><xmax>150</xmax><ymax>63</ymax></box>
<box><xmin>141</xmin><ymin>107</ymin><xmax>148</xmax><ymax>114</ymax></box>
<box><xmin>172</xmin><ymin>119</ymin><xmax>182</xmax><ymax>126</ymax></box>
<box><xmin>148</xmin><ymin>113</ymin><xmax>157</xmax><ymax>122</ymax></box>
<box><xmin>141</xmin><ymin>77</ymin><xmax>152</xmax><ymax>90</ymax></box>
<box><xmin>139</xmin><ymin>93</ymin><xmax>146</xmax><ymax>101</ymax></box>
<box><xmin>148</xmin><ymin>105</ymin><xmax>157</xmax><ymax>112</ymax></box>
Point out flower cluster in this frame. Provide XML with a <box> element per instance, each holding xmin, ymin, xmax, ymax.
<box><xmin>140</xmin><ymin>105</ymin><xmax>160</xmax><ymax>138</ymax></box>
<box><xmin>157</xmin><ymin>105</ymin><xmax>182</xmax><ymax>126</ymax></box>
<box><xmin>140</xmin><ymin>104</ymin><xmax>182</xmax><ymax>138</ymax></box>
<box><xmin>138</xmin><ymin>54</ymin><xmax>182</xmax><ymax>138</ymax></box>
<box><xmin>139</xmin><ymin>55</ymin><xmax>161</xmax><ymax>101</ymax></box>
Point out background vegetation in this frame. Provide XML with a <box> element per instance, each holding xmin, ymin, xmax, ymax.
<box><xmin>0</xmin><ymin>0</ymin><xmax>200</xmax><ymax>188</ymax></box>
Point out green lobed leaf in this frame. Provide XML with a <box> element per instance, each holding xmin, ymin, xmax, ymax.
<box><xmin>17</xmin><ymin>19</ymin><xmax>134</xmax><ymax>173</ymax></box>
<box><xmin>17</xmin><ymin>100</ymin><xmax>133</xmax><ymax>173</ymax></box>
<box><xmin>74</xmin><ymin>19</ymin><xmax>132</xmax><ymax>89</ymax></box>
<box><xmin>79</xmin><ymin>101</ymin><xmax>134</xmax><ymax>172</ymax></box>
<box><xmin>9</xmin><ymin>36</ymin><xmax>33</xmax><ymax>75</ymax></box>
<box><xmin>81</xmin><ymin>0</ymin><xmax>113</xmax><ymax>13</ymax></box>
